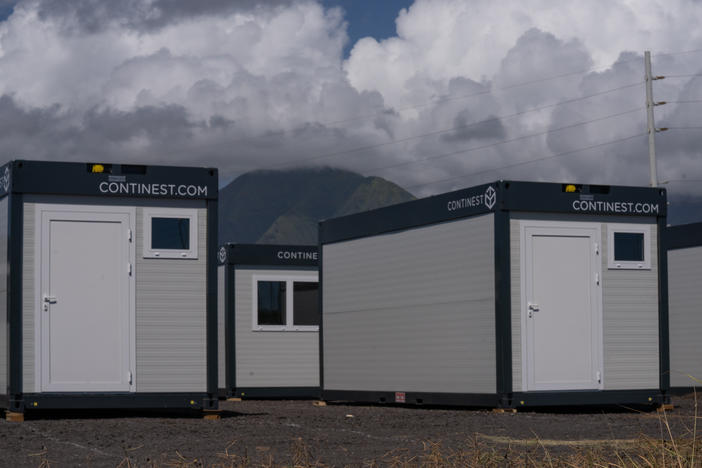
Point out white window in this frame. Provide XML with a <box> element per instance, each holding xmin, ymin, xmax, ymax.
<box><xmin>143</xmin><ymin>207</ymin><xmax>198</xmax><ymax>259</ymax></box>
<box><xmin>607</xmin><ymin>224</ymin><xmax>651</xmax><ymax>270</ymax></box>
<box><xmin>252</xmin><ymin>274</ymin><xmax>319</xmax><ymax>331</ymax></box>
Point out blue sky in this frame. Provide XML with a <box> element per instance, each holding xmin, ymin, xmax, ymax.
<box><xmin>0</xmin><ymin>4</ymin><xmax>12</xmax><ymax>21</ymax></box>
<box><xmin>322</xmin><ymin>0</ymin><xmax>413</xmax><ymax>56</ymax></box>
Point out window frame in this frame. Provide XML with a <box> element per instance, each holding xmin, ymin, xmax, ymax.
<box><xmin>143</xmin><ymin>207</ymin><xmax>198</xmax><ymax>259</ymax></box>
<box><xmin>607</xmin><ymin>223</ymin><xmax>651</xmax><ymax>270</ymax></box>
<box><xmin>252</xmin><ymin>273</ymin><xmax>319</xmax><ymax>332</ymax></box>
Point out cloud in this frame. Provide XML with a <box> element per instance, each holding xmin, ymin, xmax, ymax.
<box><xmin>34</xmin><ymin>0</ymin><xmax>295</xmax><ymax>33</ymax></box>
<box><xmin>0</xmin><ymin>0</ymin><xmax>701</xmax><ymax>213</ymax></box>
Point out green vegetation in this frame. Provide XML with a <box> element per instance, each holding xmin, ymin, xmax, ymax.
<box><xmin>219</xmin><ymin>168</ymin><xmax>415</xmax><ymax>245</ymax></box>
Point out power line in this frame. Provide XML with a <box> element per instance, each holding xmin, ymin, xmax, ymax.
<box><xmin>404</xmin><ymin>132</ymin><xmax>647</xmax><ymax>191</ymax></box>
<box><xmin>220</xmin><ymin>59</ymin><xmax>645</xmax><ymax>149</ymax></box>
<box><xmin>268</xmin><ymin>83</ymin><xmax>644</xmax><ymax>170</ymax></box>
<box><xmin>369</xmin><ymin>107</ymin><xmax>644</xmax><ymax>174</ymax></box>
<box><xmin>663</xmin><ymin>74</ymin><xmax>702</xmax><ymax>78</ymax></box>
<box><xmin>661</xmin><ymin>179</ymin><xmax>702</xmax><ymax>184</ymax></box>
<box><xmin>667</xmin><ymin>100</ymin><xmax>702</xmax><ymax>104</ymax></box>
<box><xmin>654</xmin><ymin>48</ymin><xmax>702</xmax><ymax>58</ymax></box>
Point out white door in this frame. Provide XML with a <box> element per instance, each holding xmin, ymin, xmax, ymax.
<box><xmin>39</xmin><ymin>206</ymin><xmax>135</xmax><ymax>392</ymax></box>
<box><xmin>521</xmin><ymin>221</ymin><xmax>603</xmax><ymax>391</ymax></box>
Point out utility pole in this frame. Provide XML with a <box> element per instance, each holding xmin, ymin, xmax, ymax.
<box><xmin>644</xmin><ymin>51</ymin><xmax>667</xmax><ymax>187</ymax></box>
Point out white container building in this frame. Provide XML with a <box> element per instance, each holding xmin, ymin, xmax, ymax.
<box><xmin>217</xmin><ymin>243</ymin><xmax>319</xmax><ymax>398</ymax></box>
<box><xmin>319</xmin><ymin>181</ymin><xmax>669</xmax><ymax>407</ymax></box>
<box><xmin>666</xmin><ymin>222</ymin><xmax>702</xmax><ymax>392</ymax></box>
<box><xmin>0</xmin><ymin>160</ymin><xmax>219</xmax><ymax>414</ymax></box>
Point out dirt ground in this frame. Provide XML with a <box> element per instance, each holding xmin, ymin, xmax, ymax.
<box><xmin>0</xmin><ymin>393</ymin><xmax>699</xmax><ymax>467</ymax></box>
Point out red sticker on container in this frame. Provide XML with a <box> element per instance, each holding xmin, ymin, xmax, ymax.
<box><xmin>395</xmin><ymin>392</ymin><xmax>406</xmax><ymax>403</ymax></box>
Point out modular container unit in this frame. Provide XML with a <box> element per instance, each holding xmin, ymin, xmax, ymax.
<box><xmin>319</xmin><ymin>181</ymin><xmax>670</xmax><ymax>408</ymax></box>
<box><xmin>0</xmin><ymin>160</ymin><xmax>219</xmax><ymax>414</ymax></box>
<box><xmin>666</xmin><ymin>222</ymin><xmax>702</xmax><ymax>392</ymax></box>
<box><xmin>217</xmin><ymin>243</ymin><xmax>319</xmax><ymax>398</ymax></box>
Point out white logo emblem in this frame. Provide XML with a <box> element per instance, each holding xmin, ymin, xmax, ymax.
<box><xmin>218</xmin><ymin>246</ymin><xmax>227</xmax><ymax>263</ymax></box>
<box><xmin>0</xmin><ymin>167</ymin><xmax>9</xmax><ymax>193</ymax></box>
<box><xmin>484</xmin><ymin>186</ymin><xmax>496</xmax><ymax>209</ymax></box>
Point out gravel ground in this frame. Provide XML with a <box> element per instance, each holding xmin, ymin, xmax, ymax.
<box><xmin>0</xmin><ymin>393</ymin><xmax>698</xmax><ymax>467</ymax></box>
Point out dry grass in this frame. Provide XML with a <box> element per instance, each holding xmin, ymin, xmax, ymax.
<box><xmin>108</xmin><ymin>428</ymin><xmax>702</xmax><ymax>468</ymax></box>
<box><xmin>28</xmin><ymin>394</ymin><xmax>702</xmax><ymax>467</ymax></box>
<box><xmin>30</xmin><ymin>433</ymin><xmax>702</xmax><ymax>468</ymax></box>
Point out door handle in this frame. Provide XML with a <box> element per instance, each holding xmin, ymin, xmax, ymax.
<box><xmin>528</xmin><ymin>302</ymin><xmax>539</xmax><ymax>318</ymax></box>
<box><xmin>43</xmin><ymin>295</ymin><xmax>57</xmax><ymax>304</ymax></box>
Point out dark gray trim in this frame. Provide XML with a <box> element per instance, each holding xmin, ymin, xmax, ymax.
<box><xmin>6</xmin><ymin>160</ymin><xmax>217</xmax><ymax>200</ymax></box>
<box><xmin>500</xmin><ymin>181</ymin><xmax>667</xmax><ymax>216</ymax></box>
<box><xmin>320</xmin><ymin>181</ymin><xmax>665</xmax><ymax>246</ymax></box>
<box><xmin>234</xmin><ymin>265</ymin><xmax>317</xmax><ymax>272</ymax></box>
<box><xmin>494</xmin><ymin>209</ymin><xmax>512</xmax><ymax>403</ymax></box>
<box><xmin>219</xmin><ymin>243</ymin><xmax>318</xmax><ymax>267</ymax></box>
<box><xmin>320</xmin><ymin>182</ymin><xmax>496</xmax><ymax>245</ymax></box>
<box><xmin>669</xmin><ymin>386</ymin><xmax>700</xmax><ymax>396</ymax></box>
<box><xmin>3</xmin><ymin>191</ymin><xmax>11</xmax><ymax>396</ymax></box>
<box><xmin>666</xmin><ymin>222</ymin><xmax>702</xmax><ymax>250</ymax></box>
<box><xmin>322</xmin><ymin>389</ymin><xmax>663</xmax><ymax>408</ymax></box>
<box><xmin>318</xmin><ymin>234</ymin><xmax>324</xmax><ymax>393</ymax></box>
<box><xmin>234</xmin><ymin>387</ymin><xmax>320</xmax><ymax>399</ymax></box>
<box><xmin>224</xmin><ymin>262</ymin><xmax>236</xmax><ymax>395</ymax></box>
<box><xmin>0</xmin><ymin>161</ymin><xmax>11</xmax><ymax>199</ymax></box>
<box><xmin>15</xmin><ymin>393</ymin><xmax>216</xmax><ymax>411</ymax></box>
<box><xmin>657</xmin><ymin>219</ymin><xmax>670</xmax><ymax>392</ymax></box>
<box><xmin>322</xmin><ymin>390</ymin><xmax>499</xmax><ymax>407</ymax></box>
<box><xmin>206</xmin><ymin>200</ymin><xmax>218</xmax><ymax>400</ymax></box>
<box><xmin>7</xmin><ymin>192</ymin><xmax>22</xmax><ymax>400</ymax></box>
<box><xmin>510</xmin><ymin>390</ymin><xmax>664</xmax><ymax>407</ymax></box>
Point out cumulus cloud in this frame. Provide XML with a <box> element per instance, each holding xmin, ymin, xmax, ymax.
<box><xmin>34</xmin><ymin>0</ymin><xmax>295</xmax><ymax>33</ymax></box>
<box><xmin>0</xmin><ymin>0</ymin><xmax>701</xmax><ymax>216</ymax></box>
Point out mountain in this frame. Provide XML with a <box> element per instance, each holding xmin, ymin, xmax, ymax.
<box><xmin>668</xmin><ymin>194</ymin><xmax>702</xmax><ymax>226</ymax></box>
<box><xmin>218</xmin><ymin>168</ymin><xmax>415</xmax><ymax>245</ymax></box>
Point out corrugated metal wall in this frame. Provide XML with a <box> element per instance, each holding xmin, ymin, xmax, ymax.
<box><xmin>22</xmin><ymin>202</ymin><xmax>35</xmax><ymax>392</ymax></box>
<box><xmin>135</xmin><ymin>206</ymin><xmax>207</xmax><ymax>392</ymax></box>
<box><xmin>323</xmin><ymin>214</ymin><xmax>496</xmax><ymax>394</ymax></box>
<box><xmin>22</xmin><ymin>200</ymin><xmax>208</xmax><ymax>393</ymax></box>
<box><xmin>510</xmin><ymin>215</ymin><xmax>659</xmax><ymax>392</ymax></box>
<box><xmin>235</xmin><ymin>268</ymin><xmax>319</xmax><ymax>388</ymax></box>
<box><xmin>668</xmin><ymin>246</ymin><xmax>702</xmax><ymax>388</ymax></box>
<box><xmin>601</xmin><ymin>223</ymin><xmax>659</xmax><ymax>390</ymax></box>
<box><xmin>509</xmin><ymin>219</ymin><xmax>522</xmax><ymax>392</ymax></box>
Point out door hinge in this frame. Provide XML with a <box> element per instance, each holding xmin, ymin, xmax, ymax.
<box><xmin>594</xmin><ymin>242</ymin><xmax>600</xmax><ymax>255</ymax></box>
<box><xmin>128</xmin><ymin>262</ymin><xmax>132</xmax><ymax>276</ymax></box>
<box><xmin>127</xmin><ymin>229</ymin><xmax>133</xmax><ymax>242</ymax></box>
<box><xmin>595</xmin><ymin>273</ymin><xmax>600</xmax><ymax>285</ymax></box>
<box><xmin>596</xmin><ymin>371</ymin><xmax>602</xmax><ymax>384</ymax></box>
<box><xmin>128</xmin><ymin>371</ymin><xmax>133</xmax><ymax>385</ymax></box>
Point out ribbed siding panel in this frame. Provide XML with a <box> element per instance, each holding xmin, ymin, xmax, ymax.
<box><xmin>136</xmin><ymin>206</ymin><xmax>207</xmax><ymax>392</ymax></box>
<box><xmin>509</xmin><ymin>219</ymin><xmax>521</xmax><ymax>392</ymax></box>
<box><xmin>0</xmin><ymin>197</ymin><xmax>7</xmax><ymax>393</ymax></box>
<box><xmin>510</xmin><ymin>216</ymin><xmax>659</xmax><ymax>392</ymax></box>
<box><xmin>22</xmin><ymin>202</ymin><xmax>35</xmax><ymax>392</ymax></box>
<box><xmin>602</xmin><ymin>224</ymin><xmax>659</xmax><ymax>390</ymax></box>
<box><xmin>217</xmin><ymin>265</ymin><xmax>225</xmax><ymax>389</ymax></box>
<box><xmin>235</xmin><ymin>269</ymin><xmax>319</xmax><ymax>388</ymax></box>
<box><xmin>323</xmin><ymin>214</ymin><xmax>496</xmax><ymax>393</ymax></box>
<box><xmin>668</xmin><ymin>247</ymin><xmax>702</xmax><ymax>387</ymax></box>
